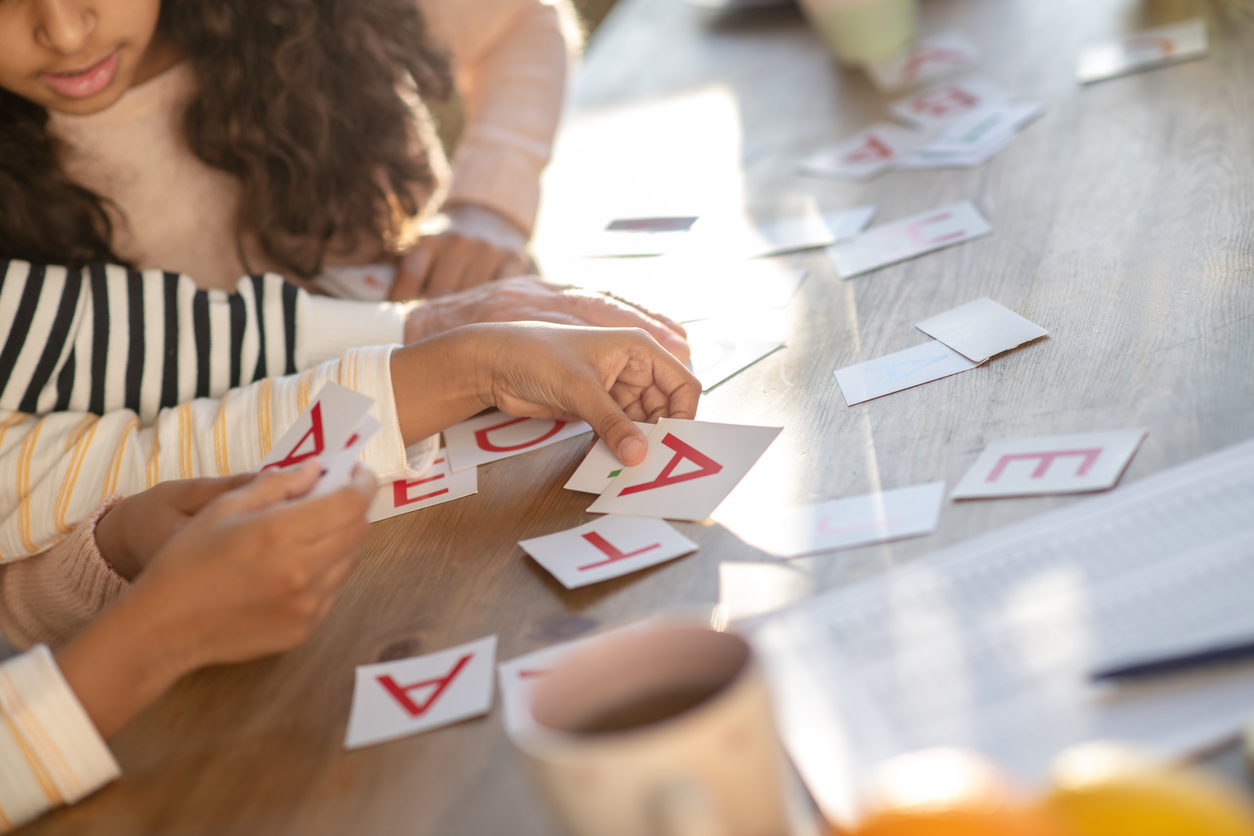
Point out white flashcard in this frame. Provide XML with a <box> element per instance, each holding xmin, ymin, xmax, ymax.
<box><xmin>797</xmin><ymin>124</ymin><xmax>932</xmax><ymax>180</ymax></box>
<box><xmin>259</xmin><ymin>382</ymin><xmax>375</xmax><ymax>472</ymax></box>
<box><xmin>565</xmin><ymin>422</ymin><xmax>656</xmax><ymax>495</ymax></box>
<box><xmin>826</xmin><ymin>201</ymin><xmax>992</xmax><ymax>279</ymax></box>
<box><xmin>311</xmin><ymin>415</ymin><xmax>380</xmax><ymax>498</ymax></box>
<box><xmin>587</xmin><ymin>419</ymin><xmax>782</xmax><ymax>521</ymax></box>
<box><xmin>915</xmin><ymin>297</ymin><xmax>1048</xmax><ymax>363</ymax></box>
<box><xmin>834</xmin><ymin>340</ymin><xmax>978</xmax><ymax>405</ymax></box>
<box><xmin>1077</xmin><ymin>18</ymin><xmax>1207</xmax><ymax>85</ymax></box>
<box><xmin>866</xmin><ymin>31</ymin><xmax>982</xmax><ymax>92</ymax></box>
<box><xmin>443</xmin><ymin>410</ymin><xmax>591</xmax><ymax>472</ymax></box>
<box><xmin>896</xmin><ymin>102</ymin><xmax>1044</xmax><ymax>169</ymax></box>
<box><xmin>717</xmin><ymin>562</ymin><xmax>814</xmax><ymax>622</ymax></box>
<box><xmin>368</xmin><ymin>448</ymin><xmax>478</xmax><ymax>522</ymax></box>
<box><xmin>771</xmin><ymin>482</ymin><xmax>946</xmax><ymax>558</ymax></box>
<box><xmin>582</xmin><ymin>216</ymin><xmax>703</xmax><ymax>257</ymax></box>
<box><xmin>889</xmin><ymin>75</ymin><xmax>1012</xmax><ymax>129</ymax></box>
<box><xmin>685</xmin><ymin>319</ymin><xmax>785</xmax><ymax>392</ymax></box>
<box><xmin>314</xmin><ymin>264</ymin><xmax>397</xmax><ymax>303</ymax></box>
<box><xmin>344</xmin><ymin>635</ymin><xmax>497</xmax><ymax>750</ymax></box>
<box><xmin>951</xmin><ymin>429</ymin><xmax>1148</xmax><ymax>499</ymax></box>
<box><xmin>736</xmin><ymin>206</ymin><xmax>877</xmax><ymax>257</ymax></box>
<box><xmin>520</xmin><ymin>515</ymin><xmax>698</xmax><ymax>589</ymax></box>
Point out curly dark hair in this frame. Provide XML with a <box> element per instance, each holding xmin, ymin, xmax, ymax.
<box><xmin>0</xmin><ymin>0</ymin><xmax>453</xmax><ymax>278</ymax></box>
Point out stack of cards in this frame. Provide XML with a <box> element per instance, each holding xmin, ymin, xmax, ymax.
<box><xmin>896</xmin><ymin>102</ymin><xmax>1044</xmax><ymax>169</ymax></box>
<box><xmin>259</xmin><ymin>383</ymin><xmax>380</xmax><ymax>497</ymax></box>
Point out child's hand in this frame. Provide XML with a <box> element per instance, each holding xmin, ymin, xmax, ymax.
<box><xmin>94</xmin><ymin>475</ymin><xmax>255</xmax><ymax>580</ymax></box>
<box><xmin>392</xmin><ymin>231</ymin><xmax>527</xmax><ymax>299</ymax></box>
<box><xmin>402</xmin><ymin>276</ymin><xmax>691</xmax><ymax>365</ymax></box>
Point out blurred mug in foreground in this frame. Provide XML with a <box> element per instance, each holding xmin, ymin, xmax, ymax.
<box><xmin>516</xmin><ymin>623</ymin><xmax>790</xmax><ymax>836</ymax></box>
<box><xmin>797</xmin><ymin>0</ymin><xmax>917</xmax><ymax>65</ymax></box>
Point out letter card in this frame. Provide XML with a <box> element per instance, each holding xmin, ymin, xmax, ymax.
<box><xmin>834</xmin><ymin>340</ymin><xmax>979</xmax><ymax>406</ymax></box>
<box><xmin>1077</xmin><ymin>19</ymin><xmax>1207</xmax><ymax>85</ymax></box>
<box><xmin>344</xmin><ymin>635</ymin><xmax>497</xmax><ymax>750</ymax></box>
<box><xmin>770</xmin><ymin>482</ymin><xmax>946</xmax><ymax>559</ymax></box>
<box><xmin>826</xmin><ymin>200</ymin><xmax>992</xmax><ymax>279</ymax></box>
<box><xmin>866</xmin><ymin>31</ymin><xmax>982</xmax><ymax>92</ymax></box>
<box><xmin>259</xmin><ymin>382</ymin><xmax>375</xmax><ymax>472</ymax></box>
<box><xmin>914</xmin><ymin>297</ymin><xmax>1048</xmax><ymax>363</ymax></box>
<box><xmin>587</xmin><ymin>419</ymin><xmax>782</xmax><ymax>521</ymax></box>
<box><xmin>368</xmin><ymin>447</ymin><xmax>478</xmax><ymax>522</ymax></box>
<box><xmin>519</xmin><ymin>515</ymin><xmax>698</xmax><ymax>589</ymax></box>
<box><xmin>951</xmin><ymin>429</ymin><xmax>1148</xmax><ymax>499</ymax></box>
<box><xmin>797</xmin><ymin>124</ymin><xmax>932</xmax><ymax>180</ymax></box>
<box><xmin>889</xmin><ymin>75</ymin><xmax>1012</xmax><ymax>129</ymax></box>
<box><xmin>565</xmin><ymin>422</ymin><xmax>655</xmax><ymax>495</ymax></box>
<box><xmin>443</xmin><ymin>410</ymin><xmax>591</xmax><ymax>472</ymax></box>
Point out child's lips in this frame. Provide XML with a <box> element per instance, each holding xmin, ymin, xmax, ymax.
<box><xmin>40</xmin><ymin>52</ymin><xmax>120</xmax><ymax>99</ymax></box>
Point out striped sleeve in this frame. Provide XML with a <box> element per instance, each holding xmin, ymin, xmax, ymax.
<box><xmin>0</xmin><ymin>645</ymin><xmax>119</xmax><ymax>832</ymax></box>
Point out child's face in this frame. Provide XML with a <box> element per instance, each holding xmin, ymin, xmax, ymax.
<box><xmin>0</xmin><ymin>0</ymin><xmax>166</xmax><ymax>115</ymax></box>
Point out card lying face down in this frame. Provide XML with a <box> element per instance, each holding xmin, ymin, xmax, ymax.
<box><xmin>444</xmin><ymin>410</ymin><xmax>591</xmax><ymax>472</ymax></box>
<box><xmin>834</xmin><ymin>340</ymin><xmax>980</xmax><ymax>406</ymax></box>
<box><xmin>520</xmin><ymin>515</ymin><xmax>698</xmax><ymax>589</ymax></box>
<box><xmin>586</xmin><ymin>419</ymin><xmax>781</xmax><ymax>521</ymax></box>
<box><xmin>344</xmin><ymin>635</ymin><xmax>497</xmax><ymax>749</ymax></box>
<box><xmin>915</xmin><ymin>297</ymin><xmax>1048</xmax><ymax>362</ymax></box>
<box><xmin>951</xmin><ymin>429</ymin><xmax>1148</xmax><ymax>499</ymax></box>
<box><xmin>1077</xmin><ymin>18</ymin><xmax>1207</xmax><ymax>84</ymax></box>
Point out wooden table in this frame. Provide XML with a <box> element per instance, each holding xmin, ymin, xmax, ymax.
<box><xmin>21</xmin><ymin>0</ymin><xmax>1254</xmax><ymax>832</ymax></box>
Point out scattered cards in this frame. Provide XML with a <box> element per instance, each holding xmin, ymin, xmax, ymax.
<box><xmin>344</xmin><ymin>635</ymin><xmax>497</xmax><ymax>749</ymax></box>
<box><xmin>896</xmin><ymin>102</ymin><xmax>1044</xmax><ymax>169</ymax></box>
<box><xmin>866</xmin><ymin>31</ymin><xmax>982</xmax><ymax>92</ymax></box>
<box><xmin>587</xmin><ymin>419</ymin><xmax>781</xmax><ymax>521</ymax></box>
<box><xmin>369</xmin><ymin>448</ymin><xmax>478</xmax><ymax>522</ymax></box>
<box><xmin>890</xmin><ymin>76</ymin><xmax>1012</xmax><ymax>129</ymax></box>
<box><xmin>827</xmin><ymin>201</ymin><xmax>992</xmax><ymax>279</ymax></box>
<box><xmin>770</xmin><ymin>482</ymin><xmax>946</xmax><ymax>558</ymax></box>
<box><xmin>685</xmin><ymin>318</ymin><xmax>785</xmax><ymax>391</ymax></box>
<box><xmin>951</xmin><ymin>429</ymin><xmax>1148</xmax><ymax>499</ymax></box>
<box><xmin>314</xmin><ymin>264</ymin><xmax>397</xmax><ymax>303</ymax></box>
<box><xmin>1077</xmin><ymin>19</ymin><xmax>1207</xmax><ymax>85</ymax></box>
<box><xmin>915</xmin><ymin>297</ymin><xmax>1048</xmax><ymax>363</ymax></box>
<box><xmin>732</xmin><ymin>206</ymin><xmax>877</xmax><ymax>257</ymax></box>
<box><xmin>834</xmin><ymin>340</ymin><xmax>979</xmax><ymax>405</ymax></box>
<box><xmin>797</xmin><ymin>124</ymin><xmax>932</xmax><ymax>181</ymax></box>
<box><xmin>565</xmin><ymin>422</ymin><xmax>655</xmax><ymax>494</ymax></box>
<box><xmin>519</xmin><ymin>515</ymin><xmax>698</xmax><ymax>589</ymax></box>
<box><xmin>443</xmin><ymin>410</ymin><xmax>590</xmax><ymax>472</ymax></box>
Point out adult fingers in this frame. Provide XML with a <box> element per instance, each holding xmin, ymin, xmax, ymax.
<box><xmin>496</xmin><ymin>251</ymin><xmax>527</xmax><ymax>280</ymax></box>
<box><xmin>568</xmin><ymin>379</ymin><xmax>651</xmax><ymax>466</ymax></box>
<box><xmin>392</xmin><ymin>244</ymin><xmax>436</xmax><ymax>301</ymax></box>
<box><xmin>601</xmin><ymin>292</ymin><xmax>688</xmax><ymax>338</ymax></box>
<box><xmin>563</xmin><ymin>292</ymin><xmax>690</xmax><ymax>362</ymax></box>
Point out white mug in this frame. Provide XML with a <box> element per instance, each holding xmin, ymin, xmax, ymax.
<box><xmin>515</xmin><ymin>623</ymin><xmax>791</xmax><ymax>836</ymax></box>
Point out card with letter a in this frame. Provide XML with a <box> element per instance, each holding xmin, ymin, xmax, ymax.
<box><xmin>369</xmin><ymin>448</ymin><xmax>478</xmax><ymax>522</ymax></box>
<box><xmin>951</xmin><ymin>429</ymin><xmax>1148</xmax><ymax>499</ymax></box>
<box><xmin>827</xmin><ymin>201</ymin><xmax>991</xmax><ymax>279</ymax></box>
<box><xmin>259</xmin><ymin>382</ymin><xmax>375</xmax><ymax>472</ymax></box>
<box><xmin>1077</xmin><ymin>19</ymin><xmax>1207</xmax><ymax>84</ymax></box>
<box><xmin>587</xmin><ymin>419</ymin><xmax>781</xmax><ymax>521</ymax></box>
<box><xmin>344</xmin><ymin>635</ymin><xmax>497</xmax><ymax>750</ymax></box>
<box><xmin>520</xmin><ymin>516</ymin><xmax>697</xmax><ymax>589</ymax></box>
<box><xmin>443</xmin><ymin>410</ymin><xmax>591</xmax><ymax>472</ymax></box>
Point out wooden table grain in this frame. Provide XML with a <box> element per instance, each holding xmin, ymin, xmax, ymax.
<box><xmin>21</xmin><ymin>0</ymin><xmax>1254</xmax><ymax>832</ymax></box>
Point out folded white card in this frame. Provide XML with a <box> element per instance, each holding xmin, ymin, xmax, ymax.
<box><xmin>444</xmin><ymin>410</ymin><xmax>591</xmax><ymax>472</ymax></box>
<box><xmin>369</xmin><ymin>448</ymin><xmax>478</xmax><ymax>522</ymax></box>
<box><xmin>344</xmin><ymin>635</ymin><xmax>497</xmax><ymax>749</ymax></box>
<box><xmin>771</xmin><ymin>482</ymin><xmax>946</xmax><ymax>558</ymax></box>
<box><xmin>1077</xmin><ymin>18</ymin><xmax>1208</xmax><ymax>84</ymax></box>
<box><xmin>797</xmin><ymin>124</ymin><xmax>931</xmax><ymax>180</ymax></box>
<box><xmin>520</xmin><ymin>515</ymin><xmax>698</xmax><ymax>589</ymax></box>
<box><xmin>565</xmin><ymin>422</ymin><xmax>656</xmax><ymax>495</ymax></box>
<box><xmin>951</xmin><ymin>429</ymin><xmax>1148</xmax><ymax>499</ymax></box>
<box><xmin>915</xmin><ymin>297</ymin><xmax>1048</xmax><ymax>363</ymax></box>
<box><xmin>827</xmin><ymin>201</ymin><xmax>992</xmax><ymax>279</ymax></box>
<box><xmin>834</xmin><ymin>340</ymin><xmax>980</xmax><ymax>405</ymax></box>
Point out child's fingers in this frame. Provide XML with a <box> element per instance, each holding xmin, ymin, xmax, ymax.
<box><xmin>392</xmin><ymin>245</ymin><xmax>436</xmax><ymax>301</ymax></box>
<box><xmin>215</xmin><ymin>461</ymin><xmax>322</xmax><ymax>515</ymax></box>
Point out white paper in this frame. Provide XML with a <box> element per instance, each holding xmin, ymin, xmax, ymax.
<box><xmin>587</xmin><ymin>418</ymin><xmax>781</xmax><ymax>521</ymax></box>
<box><xmin>770</xmin><ymin>482</ymin><xmax>946</xmax><ymax>558</ymax></box>
<box><xmin>834</xmin><ymin>340</ymin><xmax>980</xmax><ymax>405</ymax></box>
<box><xmin>915</xmin><ymin>297</ymin><xmax>1048</xmax><ymax>363</ymax></box>
<box><xmin>520</xmin><ymin>515</ymin><xmax>698</xmax><ymax>589</ymax></box>
<box><xmin>889</xmin><ymin>75</ymin><xmax>1013</xmax><ymax>129</ymax></box>
<box><xmin>259</xmin><ymin>382</ymin><xmax>375</xmax><ymax>472</ymax></box>
<box><xmin>896</xmin><ymin>102</ymin><xmax>1044</xmax><ymax>170</ymax></box>
<box><xmin>687</xmin><ymin>319</ymin><xmax>785</xmax><ymax>392</ymax></box>
<box><xmin>754</xmin><ymin>437</ymin><xmax>1254</xmax><ymax>827</ymax></box>
<box><xmin>311</xmin><ymin>415</ymin><xmax>379</xmax><ymax>498</ymax></box>
<box><xmin>565</xmin><ymin>422</ymin><xmax>656</xmax><ymax>494</ymax></box>
<box><xmin>443</xmin><ymin>410</ymin><xmax>591</xmax><ymax>472</ymax></box>
<box><xmin>369</xmin><ymin>448</ymin><xmax>478</xmax><ymax>522</ymax></box>
<box><xmin>344</xmin><ymin>635</ymin><xmax>497</xmax><ymax>749</ymax></box>
<box><xmin>797</xmin><ymin>124</ymin><xmax>932</xmax><ymax>180</ymax></box>
<box><xmin>826</xmin><ymin>201</ymin><xmax>992</xmax><ymax>279</ymax></box>
<box><xmin>314</xmin><ymin>264</ymin><xmax>397</xmax><ymax>302</ymax></box>
<box><xmin>1077</xmin><ymin>19</ymin><xmax>1208</xmax><ymax>84</ymax></box>
<box><xmin>866</xmin><ymin>31</ymin><xmax>982</xmax><ymax>92</ymax></box>
<box><xmin>951</xmin><ymin>429</ymin><xmax>1148</xmax><ymax>499</ymax></box>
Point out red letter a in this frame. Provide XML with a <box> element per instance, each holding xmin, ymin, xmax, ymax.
<box><xmin>618</xmin><ymin>433</ymin><xmax>722</xmax><ymax>496</ymax></box>
<box><xmin>377</xmin><ymin>653</ymin><xmax>472</xmax><ymax>717</ymax></box>
<box><xmin>474</xmin><ymin>415</ymin><xmax>567</xmax><ymax>452</ymax></box>
<box><xmin>262</xmin><ymin>403</ymin><xmax>325</xmax><ymax>470</ymax></box>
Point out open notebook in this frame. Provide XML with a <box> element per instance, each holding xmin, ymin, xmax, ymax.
<box><xmin>753</xmin><ymin>436</ymin><xmax>1254</xmax><ymax>826</ymax></box>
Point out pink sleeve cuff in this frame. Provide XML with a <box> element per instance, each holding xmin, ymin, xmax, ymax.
<box><xmin>0</xmin><ymin>498</ymin><xmax>129</xmax><ymax>651</ymax></box>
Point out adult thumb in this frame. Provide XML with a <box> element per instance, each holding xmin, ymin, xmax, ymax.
<box><xmin>577</xmin><ymin>385</ymin><xmax>649</xmax><ymax>466</ymax></box>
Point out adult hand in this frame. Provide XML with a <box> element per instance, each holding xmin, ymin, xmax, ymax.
<box><xmin>403</xmin><ymin>276</ymin><xmax>690</xmax><ymax>364</ymax></box>
<box><xmin>94</xmin><ymin>474</ymin><xmax>254</xmax><ymax>580</ymax></box>
<box><xmin>391</xmin><ymin>232</ymin><xmax>527</xmax><ymax>300</ymax></box>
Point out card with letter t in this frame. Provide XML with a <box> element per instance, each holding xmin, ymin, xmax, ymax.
<box><xmin>344</xmin><ymin>635</ymin><xmax>497</xmax><ymax>749</ymax></box>
<box><xmin>520</xmin><ymin>516</ymin><xmax>697</xmax><ymax>588</ymax></box>
<box><xmin>587</xmin><ymin>419</ymin><xmax>781</xmax><ymax>521</ymax></box>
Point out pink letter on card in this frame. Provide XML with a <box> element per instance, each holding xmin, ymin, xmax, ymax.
<box><xmin>263</xmin><ymin>403</ymin><xmax>325</xmax><ymax>470</ymax></box>
<box><xmin>474</xmin><ymin>416</ymin><xmax>568</xmax><ymax>453</ymax></box>
<box><xmin>986</xmin><ymin>448</ymin><xmax>1103</xmax><ymax>482</ymax></box>
<box><xmin>618</xmin><ymin>433</ymin><xmax>723</xmax><ymax>496</ymax></box>
<box><xmin>377</xmin><ymin>653</ymin><xmax>472</xmax><ymax>718</ymax></box>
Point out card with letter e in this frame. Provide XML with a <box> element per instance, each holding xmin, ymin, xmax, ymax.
<box><xmin>587</xmin><ymin>419</ymin><xmax>781</xmax><ymax>521</ymax></box>
<box><xmin>368</xmin><ymin>448</ymin><xmax>478</xmax><ymax>522</ymax></box>
<box><xmin>889</xmin><ymin>75</ymin><xmax>1012</xmax><ymax>129</ymax></box>
<box><xmin>344</xmin><ymin>635</ymin><xmax>497</xmax><ymax>750</ymax></box>
<box><xmin>951</xmin><ymin>429</ymin><xmax>1148</xmax><ymax>499</ymax></box>
<box><xmin>520</xmin><ymin>516</ymin><xmax>697</xmax><ymax>589</ymax></box>
<box><xmin>443</xmin><ymin>410</ymin><xmax>591</xmax><ymax>472</ymax></box>
<box><xmin>1077</xmin><ymin>19</ymin><xmax>1207</xmax><ymax>85</ymax></box>
<box><xmin>827</xmin><ymin>201</ymin><xmax>991</xmax><ymax>279</ymax></box>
